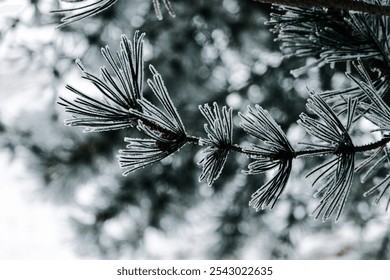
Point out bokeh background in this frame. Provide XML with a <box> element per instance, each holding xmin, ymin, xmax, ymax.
<box><xmin>0</xmin><ymin>0</ymin><xmax>389</xmax><ymax>259</ymax></box>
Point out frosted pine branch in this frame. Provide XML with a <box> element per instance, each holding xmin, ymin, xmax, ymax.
<box><xmin>254</xmin><ymin>0</ymin><xmax>390</xmax><ymax>16</ymax></box>
<box><xmin>58</xmin><ymin>29</ymin><xmax>390</xmax><ymax>221</ymax></box>
<box><xmin>52</xmin><ymin>0</ymin><xmax>175</xmax><ymax>27</ymax></box>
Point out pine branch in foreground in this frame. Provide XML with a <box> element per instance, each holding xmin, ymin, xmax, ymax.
<box><xmin>58</xmin><ymin>29</ymin><xmax>390</xmax><ymax>222</ymax></box>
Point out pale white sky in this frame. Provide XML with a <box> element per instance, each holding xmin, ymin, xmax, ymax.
<box><xmin>0</xmin><ymin>151</ymin><xmax>77</xmax><ymax>259</ymax></box>
<box><xmin>0</xmin><ymin>2</ymin><xmax>78</xmax><ymax>255</ymax></box>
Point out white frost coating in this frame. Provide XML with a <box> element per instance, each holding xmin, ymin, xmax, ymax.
<box><xmin>198</xmin><ymin>103</ymin><xmax>233</xmax><ymax>186</ymax></box>
<box><xmin>116</xmin><ymin>64</ymin><xmax>187</xmax><ymax>176</ymax></box>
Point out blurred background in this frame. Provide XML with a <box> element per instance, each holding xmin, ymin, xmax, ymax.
<box><xmin>0</xmin><ymin>0</ymin><xmax>389</xmax><ymax>259</ymax></box>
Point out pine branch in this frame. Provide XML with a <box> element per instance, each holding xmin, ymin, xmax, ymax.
<box><xmin>58</xmin><ymin>28</ymin><xmax>390</xmax><ymax>221</ymax></box>
<box><xmin>254</xmin><ymin>0</ymin><xmax>390</xmax><ymax>16</ymax></box>
<box><xmin>52</xmin><ymin>0</ymin><xmax>118</xmax><ymax>28</ymax></box>
<box><xmin>268</xmin><ymin>2</ymin><xmax>390</xmax><ymax>77</ymax></box>
<box><xmin>52</xmin><ymin>0</ymin><xmax>175</xmax><ymax>27</ymax></box>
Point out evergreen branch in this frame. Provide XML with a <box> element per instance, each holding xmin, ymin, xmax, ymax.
<box><xmin>196</xmin><ymin>134</ymin><xmax>390</xmax><ymax>159</ymax></box>
<box><xmin>52</xmin><ymin>0</ymin><xmax>175</xmax><ymax>27</ymax></box>
<box><xmin>254</xmin><ymin>0</ymin><xmax>390</xmax><ymax>16</ymax></box>
<box><xmin>57</xmin><ymin>27</ymin><xmax>390</xmax><ymax>222</ymax></box>
<box><xmin>59</xmin><ymin>31</ymin><xmax>189</xmax><ymax>177</ymax></box>
<box><xmin>287</xmin><ymin>137</ymin><xmax>390</xmax><ymax>158</ymax></box>
<box><xmin>348</xmin><ymin>66</ymin><xmax>390</xmax><ymax>209</ymax></box>
<box><xmin>268</xmin><ymin>2</ymin><xmax>390</xmax><ymax>77</ymax></box>
<box><xmin>52</xmin><ymin>0</ymin><xmax>118</xmax><ymax>28</ymax></box>
<box><xmin>191</xmin><ymin>92</ymin><xmax>390</xmax><ymax>162</ymax></box>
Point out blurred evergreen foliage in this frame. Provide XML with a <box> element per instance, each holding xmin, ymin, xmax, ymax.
<box><xmin>0</xmin><ymin>0</ymin><xmax>389</xmax><ymax>259</ymax></box>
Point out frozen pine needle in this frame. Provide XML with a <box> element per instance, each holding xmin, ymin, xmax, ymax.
<box><xmin>52</xmin><ymin>0</ymin><xmax>118</xmax><ymax>28</ymax></box>
<box><xmin>118</xmin><ymin>65</ymin><xmax>187</xmax><ymax>175</ymax></box>
<box><xmin>52</xmin><ymin>0</ymin><xmax>175</xmax><ymax>27</ymax></box>
<box><xmin>117</xmin><ymin>132</ymin><xmax>185</xmax><ymax>175</ymax></box>
<box><xmin>299</xmin><ymin>92</ymin><xmax>356</xmax><ymax>222</ymax></box>
<box><xmin>152</xmin><ymin>0</ymin><xmax>176</xmax><ymax>20</ymax></box>
<box><xmin>129</xmin><ymin>64</ymin><xmax>187</xmax><ymax>138</ymax></box>
<box><xmin>58</xmin><ymin>32</ymin><xmax>145</xmax><ymax>132</ymax></box>
<box><xmin>364</xmin><ymin>174</ymin><xmax>390</xmax><ymax>211</ymax></box>
<box><xmin>239</xmin><ymin>105</ymin><xmax>293</xmax><ymax>155</ymax></box>
<box><xmin>239</xmin><ymin>105</ymin><xmax>294</xmax><ymax>210</ymax></box>
<box><xmin>198</xmin><ymin>103</ymin><xmax>233</xmax><ymax>186</ymax></box>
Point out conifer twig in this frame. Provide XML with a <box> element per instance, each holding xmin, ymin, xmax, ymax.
<box><xmin>253</xmin><ymin>0</ymin><xmax>390</xmax><ymax>16</ymax></box>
